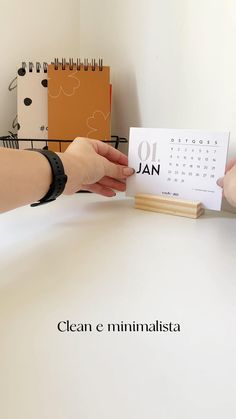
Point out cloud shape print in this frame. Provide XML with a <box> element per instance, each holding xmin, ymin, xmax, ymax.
<box><xmin>86</xmin><ymin>111</ymin><xmax>110</xmax><ymax>138</ymax></box>
<box><xmin>48</xmin><ymin>72</ymin><xmax>80</xmax><ymax>98</ymax></box>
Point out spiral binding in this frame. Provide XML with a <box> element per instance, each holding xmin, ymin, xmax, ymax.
<box><xmin>20</xmin><ymin>61</ymin><xmax>48</xmax><ymax>73</ymax></box>
<box><xmin>19</xmin><ymin>59</ymin><xmax>103</xmax><ymax>73</ymax></box>
<box><xmin>53</xmin><ymin>58</ymin><xmax>103</xmax><ymax>71</ymax></box>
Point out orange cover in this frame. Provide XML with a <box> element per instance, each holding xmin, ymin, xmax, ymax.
<box><xmin>48</xmin><ymin>63</ymin><xmax>111</xmax><ymax>151</ymax></box>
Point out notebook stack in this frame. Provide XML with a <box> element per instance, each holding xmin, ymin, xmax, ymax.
<box><xmin>17</xmin><ymin>58</ymin><xmax>111</xmax><ymax>151</ymax></box>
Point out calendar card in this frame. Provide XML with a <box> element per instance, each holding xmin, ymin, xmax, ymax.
<box><xmin>126</xmin><ymin>128</ymin><xmax>230</xmax><ymax>211</ymax></box>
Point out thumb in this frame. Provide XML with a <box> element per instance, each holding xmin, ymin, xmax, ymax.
<box><xmin>217</xmin><ymin>177</ymin><xmax>224</xmax><ymax>188</ymax></box>
<box><xmin>104</xmin><ymin>159</ymin><xmax>135</xmax><ymax>180</ymax></box>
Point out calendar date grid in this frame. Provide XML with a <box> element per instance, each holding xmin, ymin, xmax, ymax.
<box><xmin>166</xmin><ymin>139</ymin><xmax>219</xmax><ymax>184</ymax></box>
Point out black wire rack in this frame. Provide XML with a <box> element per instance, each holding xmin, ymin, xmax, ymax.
<box><xmin>0</xmin><ymin>133</ymin><xmax>128</xmax><ymax>151</ymax></box>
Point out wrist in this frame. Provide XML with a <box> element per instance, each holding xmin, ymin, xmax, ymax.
<box><xmin>56</xmin><ymin>152</ymin><xmax>84</xmax><ymax>194</ymax></box>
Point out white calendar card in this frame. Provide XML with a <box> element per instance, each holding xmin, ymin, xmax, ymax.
<box><xmin>126</xmin><ymin>128</ymin><xmax>230</xmax><ymax>210</ymax></box>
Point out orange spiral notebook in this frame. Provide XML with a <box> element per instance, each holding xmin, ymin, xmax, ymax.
<box><xmin>48</xmin><ymin>58</ymin><xmax>111</xmax><ymax>151</ymax></box>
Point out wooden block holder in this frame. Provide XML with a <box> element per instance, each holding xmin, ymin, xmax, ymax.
<box><xmin>135</xmin><ymin>194</ymin><xmax>204</xmax><ymax>219</ymax></box>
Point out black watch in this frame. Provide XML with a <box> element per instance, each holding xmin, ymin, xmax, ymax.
<box><xmin>29</xmin><ymin>149</ymin><xmax>68</xmax><ymax>207</ymax></box>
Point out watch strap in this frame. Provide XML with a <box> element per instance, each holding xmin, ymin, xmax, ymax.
<box><xmin>29</xmin><ymin>149</ymin><xmax>68</xmax><ymax>207</ymax></box>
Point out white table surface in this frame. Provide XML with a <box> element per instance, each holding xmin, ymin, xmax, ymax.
<box><xmin>0</xmin><ymin>193</ymin><xmax>236</xmax><ymax>419</ymax></box>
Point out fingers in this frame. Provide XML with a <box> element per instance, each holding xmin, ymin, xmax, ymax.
<box><xmin>217</xmin><ymin>165</ymin><xmax>236</xmax><ymax>203</ymax></box>
<box><xmin>81</xmin><ymin>184</ymin><xmax>116</xmax><ymax>197</ymax></box>
<box><xmin>217</xmin><ymin>157</ymin><xmax>236</xmax><ymax>188</ymax></box>
<box><xmin>217</xmin><ymin>158</ymin><xmax>236</xmax><ymax>186</ymax></box>
<box><xmin>82</xmin><ymin>176</ymin><xmax>126</xmax><ymax>196</ymax></box>
<box><xmin>98</xmin><ymin>176</ymin><xmax>126</xmax><ymax>191</ymax></box>
<box><xmin>217</xmin><ymin>177</ymin><xmax>223</xmax><ymax>188</ymax></box>
<box><xmin>225</xmin><ymin>157</ymin><xmax>236</xmax><ymax>173</ymax></box>
<box><xmin>66</xmin><ymin>138</ymin><xmax>135</xmax><ymax>192</ymax></box>
<box><xmin>91</xmin><ymin>139</ymin><xmax>129</xmax><ymax>166</ymax></box>
<box><xmin>103</xmin><ymin>158</ymin><xmax>135</xmax><ymax>180</ymax></box>
<box><xmin>216</xmin><ymin>177</ymin><xmax>225</xmax><ymax>197</ymax></box>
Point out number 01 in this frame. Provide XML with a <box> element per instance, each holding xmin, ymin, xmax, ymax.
<box><xmin>138</xmin><ymin>141</ymin><xmax>157</xmax><ymax>162</ymax></box>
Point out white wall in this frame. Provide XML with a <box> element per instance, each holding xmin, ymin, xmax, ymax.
<box><xmin>0</xmin><ymin>0</ymin><xmax>80</xmax><ymax>134</ymax></box>
<box><xmin>2</xmin><ymin>0</ymin><xmax>236</xmax><ymax>158</ymax></box>
<box><xmin>80</xmin><ymin>0</ymin><xmax>236</xmax><ymax>160</ymax></box>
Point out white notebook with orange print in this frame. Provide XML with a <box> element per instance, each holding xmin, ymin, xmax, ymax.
<box><xmin>48</xmin><ymin>58</ymin><xmax>111</xmax><ymax>151</ymax></box>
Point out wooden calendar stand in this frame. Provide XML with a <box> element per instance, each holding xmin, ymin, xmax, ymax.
<box><xmin>134</xmin><ymin>194</ymin><xmax>205</xmax><ymax>219</ymax></box>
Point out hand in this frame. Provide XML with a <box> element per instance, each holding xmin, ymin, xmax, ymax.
<box><xmin>58</xmin><ymin>138</ymin><xmax>134</xmax><ymax>197</ymax></box>
<box><xmin>217</xmin><ymin>157</ymin><xmax>236</xmax><ymax>207</ymax></box>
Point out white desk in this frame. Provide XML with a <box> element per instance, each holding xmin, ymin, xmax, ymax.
<box><xmin>0</xmin><ymin>193</ymin><xmax>236</xmax><ymax>419</ymax></box>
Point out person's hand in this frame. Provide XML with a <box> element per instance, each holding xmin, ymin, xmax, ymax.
<box><xmin>58</xmin><ymin>138</ymin><xmax>134</xmax><ymax>197</ymax></box>
<box><xmin>217</xmin><ymin>157</ymin><xmax>236</xmax><ymax>207</ymax></box>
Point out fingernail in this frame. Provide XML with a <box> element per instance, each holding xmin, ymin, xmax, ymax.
<box><xmin>123</xmin><ymin>167</ymin><xmax>135</xmax><ymax>176</ymax></box>
<box><xmin>217</xmin><ymin>177</ymin><xmax>223</xmax><ymax>187</ymax></box>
